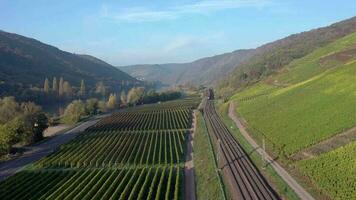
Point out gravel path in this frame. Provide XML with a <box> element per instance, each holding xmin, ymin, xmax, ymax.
<box><xmin>228</xmin><ymin>102</ymin><xmax>315</xmax><ymax>200</ymax></box>
<box><xmin>0</xmin><ymin>118</ymin><xmax>100</xmax><ymax>181</ymax></box>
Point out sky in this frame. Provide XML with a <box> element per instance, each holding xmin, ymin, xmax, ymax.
<box><xmin>0</xmin><ymin>0</ymin><xmax>355</xmax><ymax>66</ymax></box>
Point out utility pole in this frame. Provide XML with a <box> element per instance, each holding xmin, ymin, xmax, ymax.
<box><xmin>262</xmin><ymin>137</ymin><xmax>266</xmax><ymax>170</ymax></box>
<box><xmin>217</xmin><ymin>139</ymin><xmax>221</xmax><ymax>170</ymax></box>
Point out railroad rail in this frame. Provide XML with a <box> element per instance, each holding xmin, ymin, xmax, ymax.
<box><xmin>203</xmin><ymin>99</ymin><xmax>280</xmax><ymax>200</ymax></box>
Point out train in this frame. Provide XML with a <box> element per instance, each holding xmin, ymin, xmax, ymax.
<box><xmin>205</xmin><ymin>88</ymin><xmax>214</xmax><ymax>100</ymax></box>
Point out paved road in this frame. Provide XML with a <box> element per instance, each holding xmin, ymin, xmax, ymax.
<box><xmin>228</xmin><ymin>102</ymin><xmax>315</xmax><ymax>200</ymax></box>
<box><xmin>0</xmin><ymin>118</ymin><xmax>100</xmax><ymax>181</ymax></box>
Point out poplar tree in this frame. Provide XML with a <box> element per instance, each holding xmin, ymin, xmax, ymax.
<box><xmin>107</xmin><ymin>93</ymin><xmax>117</xmax><ymax>110</ymax></box>
<box><xmin>43</xmin><ymin>78</ymin><xmax>50</xmax><ymax>93</ymax></box>
<box><xmin>59</xmin><ymin>77</ymin><xmax>64</xmax><ymax>96</ymax></box>
<box><xmin>52</xmin><ymin>77</ymin><xmax>58</xmax><ymax>92</ymax></box>
<box><xmin>63</xmin><ymin>81</ymin><xmax>72</xmax><ymax>97</ymax></box>
<box><xmin>80</xmin><ymin>79</ymin><xmax>86</xmax><ymax>97</ymax></box>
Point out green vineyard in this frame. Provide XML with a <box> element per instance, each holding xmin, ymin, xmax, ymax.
<box><xmin>36</xmin><ymin>130</ymin><xmax>187</xmax><ymax>168</ymax></box>
<box><xmin>0</xmin><ymin>167</ymin><xmax>182</xmax><ymax>200</ymax></box>
<box><xmin>87</xmin><ymin>108</ymin><xmax>192</xmax><ymax>131</ymax></box>
<box><xmin>0</xmin><ymin>98</ymin><xmax>200</xmax><ymax>199</ymax></box>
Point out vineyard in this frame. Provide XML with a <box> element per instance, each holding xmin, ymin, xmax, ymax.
<box><xmin>87</xmin><ymin>108</ymin><xmax>192</xmax><ymax>131</ymax></box>
<box><xmin>36</xmin><ymin>130</ymin><xmax>187</xmax><ymax>168</ymax></box>
<box><xmin>298</xmin><ymin>141</ymin><xmax>356</xmax><ymax>200</ymax></box>
<box><xmin>0</xmin><ymin>97</ymin><xmax>199</xmax><ymax>199</ymax></box>
<box><xmin>0</xmin><ymin>167</ymin><xmax>182</xmax><ymax>200</ymax></box>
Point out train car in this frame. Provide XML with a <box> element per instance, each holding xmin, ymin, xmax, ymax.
<box><xmin>205</xmin><ymin>88</ymin><xmax>214</xmax><ymax>100</ymax></box>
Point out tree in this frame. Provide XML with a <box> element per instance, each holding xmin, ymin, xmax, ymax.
<box><xmin>59</xmin><ymin>77</ymin><xmax>64</xmax><ymax>96</ymax></box>
<box><xmin>52</xmin><ymin>77</ymin><xmax>58</xmax><ymax>92</ymax></box>
<box><xmin>0</xmin><ymin>119</ymin><xmax>22</xmax><ymax>155</ymax></box>
<box><xmin>62</xmin><ymin>100</ymin><xmax>86</xmax><ymax>124</ymax></box>
<box><xmin>127</xmin><ymin>87</ymin><xmax>145</xmax><ymax>105</ymax></box>
<box><xmin>95</xmin><ymin>81</ymin><xmax>106</xmax><ymax>97</ymax></box>
<box><xmin>85</xmin><ymin>98</ymin><xmax>99</xmax><ymax>115</ymax></box>
<box><xmin>107</xmin><ymin>93</ymin><xmax>117</xmax><ymax>110</ymax></box>
<box><xmin>19</xmin><ymin>102</ymin><xmax>48</xmax><ymax>143</ymax></box>
<box><xmin>0</xmin><ymin>97</ymin><xmax>21</xmax><ymax>124</ymax></box>
<box><xmin>63</xmin><ymin>81</ymin><xmax>72</xmax><ymax>97</ymax></box>
<box><xmin>120</xmin><ymin>91</ymin><xmax>127</xmax><ymax>106</ymax></box>
<box><xmin>43</xmin><ymin>78</ymin><xmax>50</xmax><ymax>93</ymax></box>
<box><xmin>98</xmin><ymin>100</ymin><xmax>107</xmax><ymax>113</ymax></box>
<box><xmin>80</xmin><ymin>79</ymin><xmax>86</xmax><ymax>97</ymax></box>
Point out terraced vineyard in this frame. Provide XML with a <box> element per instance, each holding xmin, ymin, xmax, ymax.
<box><xmin>0</xmin><ymin>98</ymin><xmax>199</xmax><ymax>199</ymax></box>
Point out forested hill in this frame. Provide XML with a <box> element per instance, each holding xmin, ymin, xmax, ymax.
<box><xmin>0</xmin><ymin>30</ymin><xmax>137</xmax><ymax>91</ymax></box>
<box><xmin>120</xmin><ymin>49</ymin><xmax>256</xmax><ymax>87</ymax></box>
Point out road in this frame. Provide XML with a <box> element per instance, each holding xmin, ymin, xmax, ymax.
<box><xmin>228</xmin><ymin>102</ymin><xmax>315</xmax><ymax>200</ymax></box>
<box><xmin>0</xmin><ymin>118</ymin><xmax>101</xmax><ymax>181</ymax></box>
<box><xmin>203</xmin><ymin>100</ymin><xmax>279</xmax><ymax>200</ymax></box>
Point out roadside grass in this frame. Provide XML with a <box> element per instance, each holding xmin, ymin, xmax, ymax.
<box><xmin>194</xmin><ymin>111</ymin><xmax>226</xmax><ymax>200</ymax></box>
<box><xmin>216</xmin><ymin>101</ymin><xmax>299</xmax><ymax>200</ymax></box>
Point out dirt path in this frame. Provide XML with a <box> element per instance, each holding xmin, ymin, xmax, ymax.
<box><xmin>0</xmin><ymin>118</ymin><xmax>101</xmax><ymax>181</ymax></box>
<box><xmin>228</xmin><ymin>102</ymin><xmax>315</xmax><ymax>200</ymax></box>
<box><xmin>184</xmin><ymin>110</ymin><xmax>197</xmax><ymax>200</ymax></box>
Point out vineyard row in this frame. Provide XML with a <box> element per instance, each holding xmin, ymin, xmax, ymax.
<box><xmin>87</xmin><ymin>108</ymin><xmax>192</xmax><ymax>131</ymax></box>
<box><xmin>36</xmin><ymin>130</ymin><xmax>187</xmax><ymax>168</ymax></box>
<box><xmin>0</xmin><ymin>167</ymin><xmax>182</xmax><ymax>200</ymax></box>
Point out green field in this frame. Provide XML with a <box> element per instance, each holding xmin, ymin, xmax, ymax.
<box><xmin>231</xmin><ymin>32</ymin><xmax>356</xmax><ymax>156</ymax></box>
<box><xmin>0</xmin><ymin>98</ymin><xmax>200</xmax><ymax>199</ymax></box>
<box><xmin>229</xmin><ymin>32</ymin><xmax>356</xmax><ymax>199</ymax></box>
<box><xmin>298</xmin><ymin>141</ymin><xmax>356</xmax><ymax>200</ymax></box>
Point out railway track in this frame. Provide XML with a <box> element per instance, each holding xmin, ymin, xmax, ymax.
<box><xmin>203</xmin><ymin>99</ymin><xmax>280</xmax><ymax>200</ymax></box>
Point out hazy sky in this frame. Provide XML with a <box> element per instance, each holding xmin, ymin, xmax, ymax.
<box><xmin>0</xmin><ymin>0</ymin><xmax>355</xmax><ymax>65</ymax></box>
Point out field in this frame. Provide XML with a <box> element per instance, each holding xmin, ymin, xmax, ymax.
<box><xmin>36</xmin><ymin>130</ymin><xmax>187</xmax><ymax>168</ymax></box>
<box><xmin>0</xmin><ymin>167</ymin><xmax>182</xmax><ymax>200</ymax></box>
<box><xmin>298</xmin><ymin>141</ymin><xmax>356</xmax><ymax>200</ymax></box>
<box><xmin>0</xmin><ymin>98</ymin><xmax>199</xmax><ymax>199</ymax></box>
<box><xmin>231</xmin><ymin>32</ymin><xmax>356</xmax><ymax>156</ymax></box>
<box><xmin>230</xmin><ymin>32</ymin><xmax>356</xmax><ymax>199</ymax></box>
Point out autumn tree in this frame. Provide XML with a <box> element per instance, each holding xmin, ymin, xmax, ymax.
<box><xmin>107</xmin><ymin>93</ymin><xmax>118</xmax><ymax>110</ymax></box>
<box><xmin>127</xmin><ymin>87</ymin><xmax>145</xmax><ymax>105</ymax></box>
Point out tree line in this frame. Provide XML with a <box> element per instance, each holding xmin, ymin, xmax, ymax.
<box><xmin>61</xmin><ymin>87</ymin><xmax>182</xmax><ymax>124</ymax></box>
<box><xmin>0</xmin><ymin>97</ymin><xmax>48</xmax><ymax>156</ymax></box>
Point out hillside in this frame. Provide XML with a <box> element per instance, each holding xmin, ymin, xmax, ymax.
<box><xmin>219</xmin><ymin>16</ymin><xmax>356</xmax><ymax>95</ymax></box>
<box><xmin>0</xmin><ymin>30</ymin><xmax>137</xmax><ymax>94</ymax></box>
<box><xmin>120</xmin><ymin>49</ymin><xmax>255</xmax><ymax>86</ymax></box>
<box><xmin>229</xmin><ymin>32</ymin><xmax>356</xmax><ymax>199</ymax></box>
<box><xmin>121</xmin><ymin>17</ymin><xmax>356</xmax><ymax>90</ymax></box>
